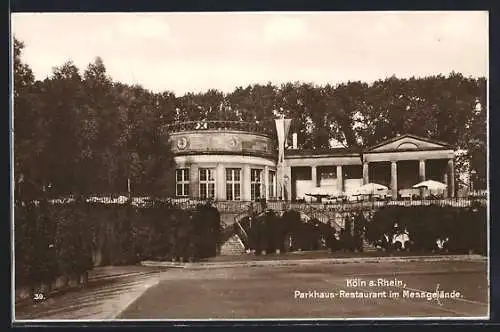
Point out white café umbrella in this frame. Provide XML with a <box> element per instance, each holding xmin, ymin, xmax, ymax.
<box><xmin>306</xmin><ymin>187</ymin><xmax>333</xmax><ymax>197</ymax></box>
<box><xmin>357</xmin><ymin>183</ymin><xmax>389</xmax><ymax>195</ymax></box>
<box><xmin>412</xmin><ymin>180</ymin><xmax>447</xmax><ymax>190</ymax></box>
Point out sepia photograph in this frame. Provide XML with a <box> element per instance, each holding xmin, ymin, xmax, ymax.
<box><xmin>11</xmin><ymin>10</ymin><xmax>489</xmax><ymax>322</ymax></box>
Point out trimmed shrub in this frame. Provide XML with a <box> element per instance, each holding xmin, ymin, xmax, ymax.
<box><xmin>238</xmin><ymin>205</ymin><xmax>486</xmax><ymax>255</ymax></box>
<box><xmin>366</xmin><ymin>205</ymin><xmax>487</xmax><ymax>254</ymax></box>
<box><xmin>280</xmin><ymin>209</ymin><xmax>302</xmax><ymax>251</ymax></box>
<box><xmin>14</xmin><ymin>199</ymin><xmax>222</xmax><ymax>292</ymax></box>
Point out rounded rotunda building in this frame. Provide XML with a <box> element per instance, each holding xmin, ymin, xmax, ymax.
<box><xmin>166</xmin><ymin>121</ymin><xmax>278</xmax><ymax>201</ymax></box>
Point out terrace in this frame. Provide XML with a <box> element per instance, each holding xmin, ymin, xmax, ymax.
<box><xmin>44</xmin><ymin>195</ymin><xmax>487</xmax><ymax>212</ymax></box>
<box><xmin>164</xmin><ymin>120</ymin><xmax>276</xmax><ymax>137</ymax></box>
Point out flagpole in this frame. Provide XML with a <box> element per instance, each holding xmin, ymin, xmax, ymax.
<box><xmin>275</xmin><ymin>114</ymin><xmax>291</xmax><ymax>202</ymax></box>
<box><xmin>281</xmin><ymin>115</ymin><xmax>284</xmax><ymax>201</ymax></box>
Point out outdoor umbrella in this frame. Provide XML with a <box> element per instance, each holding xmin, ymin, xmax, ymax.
<box><xmin>357</xmin><ymin>182</ymin><xmax>389</xmax><ymax>195</ymax></box>
<box><xmin>412</xmin><ymin>180</ymin><xmax>447</xmax><ymax>190</ymax></box>
<box><xmin>353</xmin><ymin>183</ymin><xmax>389</xmax><ymax>200</ymax></box>
<box><xmin>412</xmin><ymin>180</ymin><xmax>447</xmax><ymax>197</ymax></box>
<box><xmin>306</xmin><ymin>187</ymin><xmax>333</xmax><ymax>196</ymax></box>
<box><xmin>305</xmin><ymin>187</ymin><xmax>334</xmax><ymax>201</ymax></box>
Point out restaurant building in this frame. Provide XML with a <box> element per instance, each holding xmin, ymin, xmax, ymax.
<box><xmin>166</xmin><ymin>120</ymin><xmax>456</xmax><ymax>202</ymax></box>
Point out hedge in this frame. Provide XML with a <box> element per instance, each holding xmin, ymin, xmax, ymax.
<box><xmin>242</xmin><ymin>209</ymin><xmax>337</xmax><ymax>253</ymax></box>
<box><xmin>15</xmin><ymin>199</ymin><xmax>222</xmax><ymax>291</ymax></box>
<box><xmin>364</xmin><ymin>204</ymin><xmax>487</xmax><ymax>254</ymax></box>
<box><xmin>239</xmin><ymin>205</ymin><xmax>486</xmax><ymax>255</ymax></box>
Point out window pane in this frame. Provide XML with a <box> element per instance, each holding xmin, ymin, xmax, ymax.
<box><xmin>235</xmin><ymin>183</ymin><xmax>241</xmax><ymax>200</ymax></box>
<box><xmin>251</xmin><ymin>169</ymin><xmax>262</xmax><ymax>183</ymax></box>
<box><xmin>200</xmin><ymin>169</ymin><xmax>207</xmax><ymax>181</ymax></box>
<box><xmin>184</xmin><ymin>169</ymin><xmax>190</xmax><ymax>181</ymax></box>
<box><xmin>176</xmin><ymin>169</ymin><xmax>182</xmax><ymax>182</ymax></box>
<box><xmin>251</xmin><ymin>183</ymin><xmax>261</xmax><ymax>201</ymax></box>
<box><xmin>209</xmin><ymin>169</ymin><xmax>216</xmax><ymax>181</ymax></box>
<box><xmin>200</xmin><ymin>184</ymin><xmax>207</xmax><ymax>199</ymax></box>
<box><xmin>209</xmin><ymin>183</ymin><xmax>215</xmax><ymax>198</ymax></box>
<box><xmin>184</xmin><ymin>185</ymin><xmax>189</xmax><ymax>196</ymax></box>
<box><xmin>226</xmin><ymin>184</ymin><xmax>233</xmax><ymax>200</ymax></box>
<box><xmin>234</xmin><ymin>169</ymin><xmax>240</xmax><ymax>181</ymax></box>
<box><xmin>176</xmin><ymin>184</ymin><xmax>182</xmax><ymax>196</ymax></box>
<box><xmin>226</xmin><ymin>169</ymin><xmax>232</xmax><ymax>181</ymax></box>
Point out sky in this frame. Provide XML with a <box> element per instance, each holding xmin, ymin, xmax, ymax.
<box><xmin>11</xmin><ymin>11</ymin><xmax>488</xmax><ymax>96</ymax></box>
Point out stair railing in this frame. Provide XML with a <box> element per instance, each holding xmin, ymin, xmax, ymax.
<box><xmin>235</xmin><ymin>218</ymin><xmax>249</xmax><ymax>242</ymax></box>
<box><xmin>233</xmin><ymin>212</ymin><xmax>250</xmax><ymax>248</ymax></box>
<box><xmin>299</xmin><ymin>202</ymin><xmax>343</xmax><ymax>231</ymax></box>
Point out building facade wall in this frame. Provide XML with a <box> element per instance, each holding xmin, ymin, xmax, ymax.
<box><xmin>174</xmin><ymin>154</ymin><xmax>276</xmax><ymax>201</ymax></box>
<box><xmin>168</xmin><ymin>127</ymin><xmax>457</xmax><ymax>201</ymax></box>
<box><xmin>170</xmin><ymin>128</ymin><xmax>277</xmax><ymax>201</ymax></box>
<box><xmin>170</xmin><ymin>130</ymin><xmax>276</xmax><ymax>159</ymax></box>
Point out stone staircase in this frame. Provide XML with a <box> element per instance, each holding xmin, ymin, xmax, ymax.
<box><xmin>220</xmin><ymin>234</ymin><xmax>246</xmax><ymax>255</ymax></box>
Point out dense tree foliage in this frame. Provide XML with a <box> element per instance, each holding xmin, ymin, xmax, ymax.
<box><xmin>14</xmin><ymin>37</ymin><xmax>487</xmax><ymax>199</ymax></box>
<box><xmin>14</xmin><ymin>39</ymin><xmax>177</xmax><ymax>198</ymax></box>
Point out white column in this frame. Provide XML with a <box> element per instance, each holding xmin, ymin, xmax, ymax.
<box><xmin>448</xmin><ymin>159</ymin><xmax>455</xmax><ymax>198</ymax></box>
<box><xmin>336</xmin><ymin>165</ymin><xmax>343</xmax><ymax>193</ymax></box>
<box><xmin>391</xmin><ymin>161</ymin><xmax>398</xmax><ymax>199</ymax></box>
<box><xmin>443</xmin><ymin>172</ymin><xmax>448</xmax><ymax>198</ymax></box>
<box><xmin>264</xmin><ymin>165</ymin><xmax>270</xmax><ymax>200</ymax></box>
<box><xmin>242</xmin><ymin>165</ymin><xmax>251</xmax><ymax>201</ymax></box>
<box><xmin>273</xmin><ymin>170</ymin><xmax>277</xmax><ymax>199</ymax></box>
<box><xmin>284</xmin><ymin>166</ymin><xmax>292</xmax><ymax>201</ymax></box>
<box><xmin>363</xmin><ymin>162</ymin><xmax>369</xmax><ymax>185</ymax></box>
<box><xmin>216</xmin><ymin>163</ymin><xmax>225</xmax><ymax>201</ymax></box>
<box><xmin>311</xmin><ymin>166</ymin><xmax>318</xmax><ymax>188</ymax></box>
<box><xmin>419</xmin><ymin>159</ymin><xmax>426</xmax><ymax>182</ymax></box>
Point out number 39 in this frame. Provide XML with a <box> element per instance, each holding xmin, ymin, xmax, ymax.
<box><xmin>34</xmin><ymin>293</ymin><xmax>45</xmax><ymax>300</ymax></box>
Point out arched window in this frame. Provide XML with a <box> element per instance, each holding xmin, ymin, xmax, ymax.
<box><xmin>397</xmin><ymin>142</ymin><xmax>419</xmax><ymax>150</ymax></box>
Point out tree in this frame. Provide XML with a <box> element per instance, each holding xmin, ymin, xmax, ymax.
<box><xmin>14</xmin><ymin>37</ymin><xmax>46</xmax><ymax>201</ymax></box>
<box><xmin>118</xmin><ymin>84</ymin><xmax>176</xmax><ymax>196</ymax></box>
<box><xmin>227</xmin><ymin>83</ymin><xmax>277</xmax><ymax>125</ymax></box>
<box><xmin>41</xmin><ymin>61</ymin><xmax>86</xmax><ymax>195</ymax></box>
<box><xmin>297</xmin><ymin>83</ymin><xmax>329</xmax><ymax>149</ymax></box>
<box><xmin>82</xmin><ymin>57</ymin><xmax>122</xmax><ymax>194</ymax></box>
<box><xmin>194</xmin><ymin>89</ymin><xmax>225</xmax><ymax>121</ymax></box>
<box><xmin>463</xmin><ymin>78</ymin><xmax>487</xmax><ymax>189</ymax></box>
<box><xmin>156</xmin><ymin>91</ymin><xmax>177</xmax><ymax>124</ymax></box>
<box><xmin>14</xmin><ymin>36</ymin><xmax>487</xmax><ymax>195</ymax></box>
<box><xmin>274</xmin><ymin>82</ymin><xmax>309</xmax><ymax>148</ymax></box>
<box><xmin>13</xmin><ymin>38</ymin><xmax>34</xmax><ymax>98</ymax></box>
<box><xmin>324</xmin><ymin>82</ymin><xmax>370</xmax><ymax>148</ymax></box>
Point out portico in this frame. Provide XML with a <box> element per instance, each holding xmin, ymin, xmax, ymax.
<box><xmin>284</xmin><ymin>149</ymin><xmax>362</xmax><ymax>201</ymax></box>
<box><xmin>362</xmin><ymin>135</ymin><xmax>455</xmax><ymax>199</ymax></box>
